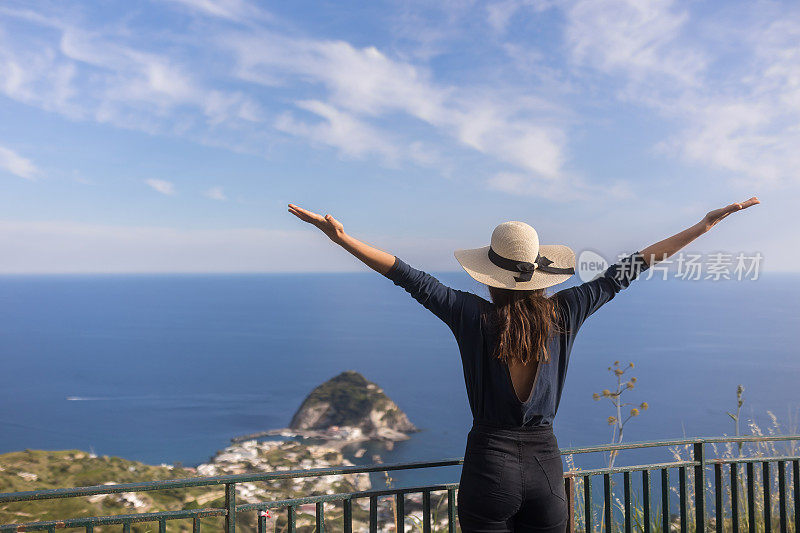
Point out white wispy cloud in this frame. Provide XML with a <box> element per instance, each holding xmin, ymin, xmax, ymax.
<box><xmin>0</xmin><ymin>7</ymin><xmax>262</xmax><ymax>142</ymax></box>
<box><xmin>275</xmin><ymin>100</ymin><xmax>401</xmax><ymax>162</ymax></box>
<box><xmin>145</xmin><ymin>179</ymin><xmax>176</xmax><ymax>195</ymax></box>
<box><xmin>565</xmin><ymin>0</ymin><xmax>706</xmax><ymax>86</ymax></box>
<box><xmin>0</xmin><ymin>145</ymin><xmax>38</xmax><ymax>180</ymax></box>
<box><xmin>484</xmin><ymin>0</ymin><xmax>800</xmax><ymax>189</ymax></box>
<box><xmin>223</xmin><ymin>30</ymin><xmax>571</xmax><ymax>180</ymax></box>
<box><xmin>560</xmin><ymin>0</ymin><xmax>800</xmax><ymax>188</ymax></box>
<box><xmin>163</xmin><ymin>0</ymin><xmax>272</xmax><ymax>23</ymax></box>
<box><xmin>657</xmin><ymin>15</ymin><xmax>800</xmax><ymax>187</ymax></box>
<box><xmin>203</xmin><ymin>186</ymin><xmax>227</xmax><ymax>201</ymax></box>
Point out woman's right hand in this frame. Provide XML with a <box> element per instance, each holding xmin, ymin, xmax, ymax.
<box><xmin>288</xmin><ymin>203</ymin><xmax>346</xmax><ymax>243</ymax></box>
<box><xmin>702</xmin><ymin>197</ymin><xmax>760</xmax><ymax>232</ymax></box>
<box><xmin>287</xmin><ymin>203</ymin><xmax>396</xmax><ymax>274</ymax></box>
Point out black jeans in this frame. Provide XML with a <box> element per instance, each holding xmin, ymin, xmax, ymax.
<box><xmin>457</xmin><ymin>421</ymin><xmax>568</xmax><ymax>532</ymax></box>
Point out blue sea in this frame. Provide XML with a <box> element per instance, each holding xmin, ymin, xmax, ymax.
<box><xmin>1</xmin><ymin>271</ymin><xmax>799</xmax><ymax>489</ymax></box>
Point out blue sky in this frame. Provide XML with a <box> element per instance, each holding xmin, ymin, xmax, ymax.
<box><xmin>0</xmin><ymin>0</ymin><xmax>797</xmax><ymax>273</ymax></box>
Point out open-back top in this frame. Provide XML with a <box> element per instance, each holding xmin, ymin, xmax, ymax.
<box><xmin>384</xmin><ymin>252</ymin><xmax>650</xmax><ymax>429</ymax></box>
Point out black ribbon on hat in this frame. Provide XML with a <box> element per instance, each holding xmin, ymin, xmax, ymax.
<box><xmin>488</xmin><ymin>246</ymin><xmax>575</xmax><ymax>282</ymax></box>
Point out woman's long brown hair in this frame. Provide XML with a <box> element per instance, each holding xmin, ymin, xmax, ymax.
<box><xmin>485</xmin><ymin>286</ymin><xmax>563</xmax><ymax>365</ymax></box>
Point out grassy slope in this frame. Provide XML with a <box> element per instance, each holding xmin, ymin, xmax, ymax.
<box><xmin>0</xmin><ymin>449</ymin><xmax>227</xmax><ymax>531</ymax></box>
<box><xmin>1</xmin><ymin>443</ymin><xmax>370</xmax><ymax>532</ymax></box>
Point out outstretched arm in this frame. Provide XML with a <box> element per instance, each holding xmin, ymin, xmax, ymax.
<box><xmin>640</xmin><ymin>197</ymin><xmax>760</xmax><ymax>267</ymax></box>
<box><xmin>287</xmin><ymin>203</ymin><xmax>395</xmax><ymax>274</ymax></box>
<box><xmin>556</xmin><ymin>196</ymin><xmax>761</xmax><ymax>331</ymax></box>
<box><xmin>287</xmin><ymin>203</ymin><xmax>479</xmax><ymax>335</ymax></box>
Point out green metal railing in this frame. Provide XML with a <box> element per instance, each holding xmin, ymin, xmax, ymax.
<box><xmin>2</xmin><ymin>434</ymin><xmax>799</xmax><ymax>532</ymax></box>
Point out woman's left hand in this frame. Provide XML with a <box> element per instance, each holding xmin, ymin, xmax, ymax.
<box><xmin>702</xmin><ymin>197</ymin><xmax>760</xmax><ymax>231</ymax></box>
<box><xmin>288</xmin><ymin>203</ymin><xmax>346</xmax><ymax>243</ymax></box>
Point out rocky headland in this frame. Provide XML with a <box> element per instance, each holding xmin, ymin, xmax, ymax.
<box><xmin>233</xmin><ymin>370</ymin><xmax>419</xmax><ymax>451</ymax></box>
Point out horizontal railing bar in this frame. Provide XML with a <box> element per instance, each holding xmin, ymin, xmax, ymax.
<box><xmin>560</xmin><ymin>454</ymin><xmax>800</xmax><ymax>478</ymax></box>
<box><xmin>706</xmin><ymin>455</ymin><xmax>800</xmax><ymax>465</ymax></box>
<box><xmin>0</xmin><ymin>458</ymin><xmax>464</xmax><ymax>503</ymax></box>
<box><xmin>565</xmin><ymin>460</ymin><xmax>698</xmax><ymax>477</ymax></box>
<box><xmin>558</xmin><ymin>434</ymin><xmax>800</xmax><ymax>455</ymax></box>
<box><xmin>0</xmin><ymin>508</ymin><xmax>225</xmax><ymax>532</ymax></box>
<box><xmin>236</xmin><ymin>482</ymin><xmax>460</xmax><ymax>511</ymax></box>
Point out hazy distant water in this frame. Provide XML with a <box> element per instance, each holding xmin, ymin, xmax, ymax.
<box><xmin>1</xmin><ymin>270</ymin><xmax>798</xmax><ymax>488</ymax></box>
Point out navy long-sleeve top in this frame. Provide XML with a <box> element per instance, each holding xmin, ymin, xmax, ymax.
<box><xmin>385</xmin><ymin>252</ymin><xmax>650</xmax><ymax>429</ymax></box>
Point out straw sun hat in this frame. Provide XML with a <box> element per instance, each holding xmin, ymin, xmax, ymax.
<box><xmin>454</xmin><ymin>221</ymin><xmax>576</xmax><ymax>290</ymax></box>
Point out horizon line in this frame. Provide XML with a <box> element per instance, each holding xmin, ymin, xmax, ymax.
<box><xmin>0</xmin><ymin>270</ymin><xmax>796</xmax><ymax>276</ymax></box>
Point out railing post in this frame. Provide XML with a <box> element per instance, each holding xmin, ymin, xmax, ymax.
<box><xmin>714</xmin><ymin>463</ymin><xmax>723</xmax><ymax>533</ymax></box>
<box><xmin>344</xmin><ymin>498</ymin><xmax>353</xmax><ymax>533</ymax></box>
<box><xmin>679</xmin><ymin>466</ymin><xmax>688</xmax><ymax>533</ymax></box>
<box><xmin>583</xmin><ymin>475</ymin><xmax>592</xmax><ymax>533</ymax></box>
<box><xmin>423</xmin><ymin>489</ymin><xmax>432</xmax><ymax>533</ymax></box>
<box><xmin>369</xmin><ymin>495</ymin><xmax>377</xmax><ymax>532</ymax></box>
<box><xmin>396</xmin><ymin>492</ymin><xmax>404</xmax><ymax>533</ymax></box>
<box><xmin>694</xmin><ymin>441</ymin><xmax>706</xmax><ymax>532</ymax></box>
<box><xmin>287</xmin><ymin>505</ymin><xmax>296</xmax><ymax>533</ymax></box>
<box><xmin>566</xmin><ymin>475</ymin><xmax>576</xmax><ymax>533</ymax></box>
<box><xmin>624</xmin><ymin>471</ymin><xmax>632</xmax><ymax>533</ymax></box>
<box><xmin>642</xmin><ymin>470</ymin><xmax>651</xmax><ymax>533</ymax></box>
<box><xmin>447</xmin><ymin>487</ymin><xmax>456</xmax><ymax>533</ymax></box>
<box><xmin>662</xmin><ymin>468</ymin><xmax>670</xmax><ymax>533</ymax></box>
<box><xmin>603</xmin><ymin>473</ymin><xmax>612</xmax><ymax>533</ymax></box>
<box><xmin>316</xmin><ymin>501</ymin><xmax>325</xmax><ymax>532</ymax></box>
<box><xmin>763</xmin><ymin>461</ymin><xmax>771</xmax><ymax>533</ymax></box>
<box><xmin>793</xmin><ymin>460</ymin><xmax>800</xmax><ymax>533</ymax></box>
<box><xmin>778</xmin><ymin>460</ymin><xmax>787</xmax><ymax>533</ymax></box>
<box><xmin>732</xmin><ymin>462</ymin><xmax>740</xmax><ymax>533</ymax></box>
<box><xmin>224</xmin><ymin>483</ymin><xmax>236</xmax><ymax>533</ymax></box>
<box><xmin>747</xmin><ymin>461</ymin><xmax>756</xmax><ymax>533</ymax></box>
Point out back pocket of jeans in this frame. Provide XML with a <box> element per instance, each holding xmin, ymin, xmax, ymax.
<box><xmin>463</xmin><ymin>447</ymin><xmax>508</xmax><ymax>494</ymax></box>
<box><xmin>534</xmin><ymin>452</ymin><xmax>566</xmax><ymax>502</ymax></box>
